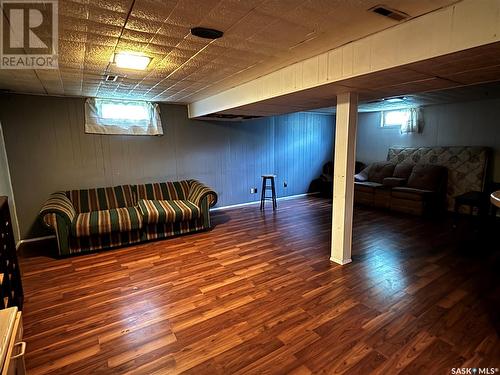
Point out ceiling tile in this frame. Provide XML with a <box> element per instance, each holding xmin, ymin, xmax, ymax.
<box><xmin>0</xmin><ymin>0</ymin><xmax>467</xmax><ymax>104</ymax></box>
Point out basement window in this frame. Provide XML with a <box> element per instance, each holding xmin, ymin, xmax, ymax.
<box><xmin>84</xmin><ymin>98</ymin><xmax>163</xmax><ymax>136</ymax></box>
<box><xmin>380</xmin><ymin>109</ymin><xmax>410</xmax><ymax>128</ymax></box>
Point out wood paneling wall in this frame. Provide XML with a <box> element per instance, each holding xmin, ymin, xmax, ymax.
<box><xmin>0</xmin><ymin>94</ymin><xmax>334</xmax><ymax>240</ymax></box>
<box><xmin>273</xmin><ymin>113</ymin><xmax>334</xmax><ymax>197</ymax></box>
<box><xmin>356</xmin><ymin>98</ymin><xmax>500</xmax><ymax>182</ymax></box>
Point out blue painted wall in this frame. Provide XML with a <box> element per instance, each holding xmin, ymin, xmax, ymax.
<box><xmin>0</xmin><ymin>94</ymin><xmax>334</xmax><ymax>239</ymax></box>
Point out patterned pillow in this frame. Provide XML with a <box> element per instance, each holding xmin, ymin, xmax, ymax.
<box><xmin>393</xmin><ymin>164</ymin><xmax>414</xmax><ymax>179</ymax></box>
<box><xmin>366</xmin><ymin>162</ymin><xmax>396</xmax><ymax>184</ymax></box>
<box><xmin>407</xmin><ymin>164</ymin><xmax>447</xmax><ymax>191</ymax></box>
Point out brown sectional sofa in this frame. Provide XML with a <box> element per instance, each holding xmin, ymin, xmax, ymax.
<box><xmin>354</xmin><ymin>162</ymin><xmax>448</xmax><ymax>216</ymax></box>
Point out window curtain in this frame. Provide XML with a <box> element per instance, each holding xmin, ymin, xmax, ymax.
<box><xmin>400</xmin><ymin>107</ymin><xmax>422</xmax><ymax>134</ymax></box>
<box><xmin>84</xmin><ymin>98</ymin><xmax>163</xmax><ymax>136</ymax></box>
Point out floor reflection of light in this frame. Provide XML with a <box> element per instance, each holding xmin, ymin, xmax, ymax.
<box><xmin>361</xmin><ymin>243</ymin><xmax>408</xmax><ymax>299</ymax></box>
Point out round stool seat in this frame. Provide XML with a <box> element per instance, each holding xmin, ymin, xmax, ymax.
<box><xmin>262</xmin><ymin>174</ymin><xmax>277</xmax><ymax>178</ymax></box>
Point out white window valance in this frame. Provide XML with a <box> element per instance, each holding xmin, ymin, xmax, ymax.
<box><xmin>84</xmin><ymin>98</ymin><xmax>163</xmax><ymax>136</ymax></box>
<box><xmin>400</xmin><ymin>107</ymin><xmax>422</xmax><ymax>134</ymax></box>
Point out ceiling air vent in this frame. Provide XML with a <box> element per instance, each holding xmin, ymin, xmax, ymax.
<box><xmin>105</xmin><ymin>74</ymin><xmax>118</xmax><ymax>82</ymax></box>
<box><xmin>369</xmin><ymin>5</ymin><xmax>409</xmax><ymax>21</ymax></box>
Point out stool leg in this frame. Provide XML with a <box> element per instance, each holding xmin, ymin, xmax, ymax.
<box><xmin>271</xmin><ymin>177</ymin><xmax>277</xmax><ymax>210</ymax></box>
<box><xmin>260</xmin><ymin>177</ymin><xmax>266</xmax><ymax>210</ymax></box>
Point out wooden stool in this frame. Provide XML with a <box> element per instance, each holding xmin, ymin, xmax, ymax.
<box><xmin>260</xmin><ymin>175</ymin><xmax>277</xmax><ymax>210</ymax></box>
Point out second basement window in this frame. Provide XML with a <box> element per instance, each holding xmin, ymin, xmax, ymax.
<box><xmin>380</xmin><ymin>109</ymin><xmax>410</xmax><ymax>128</ymax></box>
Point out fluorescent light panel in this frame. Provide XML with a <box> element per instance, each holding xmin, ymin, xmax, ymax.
<box><xmin>114</xmin><ymin>53</ymin><xmax>151</xmax><ymax>70</ymax></box>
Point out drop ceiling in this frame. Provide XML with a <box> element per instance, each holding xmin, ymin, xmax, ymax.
<box><xmin>208</xmin><ymin>40</ymin><xmax>500</xmax><ymax>118</ymax></box>
<box><xmin>0</xmin><ymin>0</ymin><xmax>458</xmax><ymax>103</ymax></box>
<box><xmin>308</xmin><ymin>80</ymin><xmax>500</xmax><ymax>114</ymax></box>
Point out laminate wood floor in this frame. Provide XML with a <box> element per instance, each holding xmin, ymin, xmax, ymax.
<box><xmin>19</xmin><ymin>197</ymin><xmax>500</xmax><ymax>374</ymax></box>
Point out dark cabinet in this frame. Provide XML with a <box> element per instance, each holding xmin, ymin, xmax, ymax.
<box><xmin>0</xmin><ymin>197</ymin><xmax>23</xmax><ymax>310</ymax></box>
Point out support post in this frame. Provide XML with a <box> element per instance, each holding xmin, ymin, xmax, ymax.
<box><xmin>330</xmin><ymin>92</ymin><xmax>358</xmax><ymax>265</ymax></box>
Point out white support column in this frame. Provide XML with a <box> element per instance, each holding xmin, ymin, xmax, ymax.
<box><xmin>330</xmin><ymin>92</ymin><xmax>358</xmax><ymax>265</ymax></box>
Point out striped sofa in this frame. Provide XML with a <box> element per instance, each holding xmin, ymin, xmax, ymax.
<box><xmin>40</xmin><ymin>180</ymin><xmax>217</xmax><ymax>256</ymax></box>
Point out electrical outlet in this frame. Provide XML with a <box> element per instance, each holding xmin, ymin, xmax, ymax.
<box><xmin>283</xmin><ymin>181</ymin><xmax>288</xmax><ymax>188</ymax></box>
<box><xmin>250</xmin><ymin>188</ymin><xmax>257</xmax><ymax>194</ymax></box>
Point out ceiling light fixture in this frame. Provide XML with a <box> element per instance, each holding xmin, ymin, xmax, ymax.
<box><xmin>384</xmin><ymin>96</ymin><xmax>407</xmax><ymax>103</ymax></box>
<box><xmin>190</xmin><ymin>27</ymin><xmax>223</xmax><ymax>39</ymax></box>
<box><xmin>114</xmin><ymin>52</ymin><xmax>151</xmax><ymax>70</ymax></box>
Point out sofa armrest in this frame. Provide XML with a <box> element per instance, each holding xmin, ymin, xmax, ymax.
<box><xmin>354</xmin><ymin>173</ymin><xmax>367</xmax><ymax>182</ymax></box>
<box><xmin>188</xmin><ymin>181</ymin><xmax>218</xmax><ymax>208</ymax></box>
<box><xmin>40</xmin><ymin>192</ymin><xmax>76</xmax><ymax>228</ymax></box>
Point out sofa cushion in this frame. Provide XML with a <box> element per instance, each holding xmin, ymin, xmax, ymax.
<box><xmin>365</xmin><ymin>162</ymin><xmax>396</xmax><ymax>184</ymax></box>
<box><xmin>382</xmin><ymin>177</ymin><xmax>407</xmax><ymax>188</ymax></box>
<box><xmin>67</xmin><ymin>185</ymin><xmax>136</xmax><ymax>213</ymax></box>
<box><xmin>136</xmin><ymin>181</ymin><xmax>192</xmax><ymax>201</ymax></box>
<box><xmin>139</xmin><ymin>199</ymin><xmax>201</xmax><ymax>224</ymax></box>
<box><xmin>407</xmin><ymin>164</ymin><xmax>447</xmax><ymax>191</ymax></box>
<box><xmin>393</xmin><ymin>164</ymin><xmax>414</xmax><ymax>179</ymax></box>
<box><xmin>72</xmin><ymin>206</ymin><xmax>143</xmax><ymax>237</ymax></box>
<box><xmin>391</xmin><ymin>187</ymin><xmax>434</xmax><ymax>202</ymax></box>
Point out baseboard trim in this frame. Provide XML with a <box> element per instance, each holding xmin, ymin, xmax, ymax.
<box><xmin>16</xmin><ymin>193</ymin><xmax>319</xmax><ymax>246</ymax></box>
<box><xmin>16</xmin><ymin>235</ymin><xmax>55</xmax><ymax>249</ymax></box>
<box><xmin>210</xmin><ymin>192</ymin><xmax>319</xmax><ymax>212</ymax></box>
